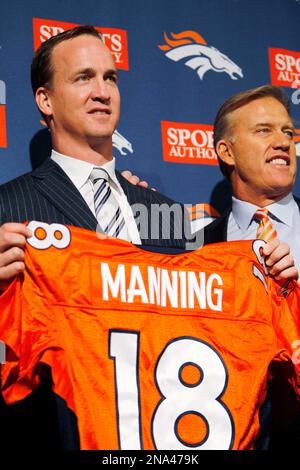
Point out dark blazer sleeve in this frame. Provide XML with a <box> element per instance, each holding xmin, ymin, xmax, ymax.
<box><xmin>0</xmin><ymin>161</ymin><xmax>193</xmax><ymax>249</ymax></box>
<box><xmin>294</xmin><ymin>195</ymin><xmax>300</xmax><ymax>209</ymax></box>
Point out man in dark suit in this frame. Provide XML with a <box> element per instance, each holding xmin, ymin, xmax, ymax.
<box><xmin>125</xmin><ymin>84</ymin><xmax>300</xmax><ymax>449</ymax></box>
<box><xmin>203</xmin><ymin>85</ymin><xmax>298</xmax><ymax>281</ymax></box>
<box><xmin>0</xmin><ymin>25</ymin><xmax>193</xmax><ymax>450</ymax></box>
<box><xmin>0</xmin><ymin>25</ymin><xmax>192</xmax><ymax>294</ymax></box>
<box><xmin>202</xmin><ymin>84</ymin><xmax>300</xmax><ymax>448</ymax></box>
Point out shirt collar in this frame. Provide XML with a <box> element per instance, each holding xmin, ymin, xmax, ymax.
<box><xmin>232</xmin><ymin>193</ymin><xmax>296</xmax><ymax>230</ymax></box>
<box><xmin>266</xmin><ymin>193</ymin><xmax>296</xmax><ymax>227</ymax></box>
<box><xmin>51</xmin><ymin>150</ymin><xmax>118</xmax><ymax>191</ymax></box>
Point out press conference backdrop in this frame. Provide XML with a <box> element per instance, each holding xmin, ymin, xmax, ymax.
<box><xmin>1</xmin><ymin>0</ymin><xmax>300</xmax><ymax>230</ymax></box>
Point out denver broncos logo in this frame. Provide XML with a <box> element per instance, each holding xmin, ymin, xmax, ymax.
<box><xmin>112</xmin><ymin>129</ymin><xmax>133</xmax><ymax>156</ymax></box>
<box><xmin>159</xmin><ymin>31</ymin><xmax>243</xmax><ymax>81</ymax></box>
<box><xmin>187</xmin><ymin>203</ymin><xmax>220</xmax><ymax>232</ymax></box>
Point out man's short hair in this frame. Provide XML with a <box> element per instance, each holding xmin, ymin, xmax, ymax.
<box><xmin>31</xmin><ymin>25</ymin><xmax>102</xmax><ymax>96</ymax></box>
<box><xmin>213</xmin><ymin>85</ymin><xmax>291</xmax><ymax>179</ymax></box>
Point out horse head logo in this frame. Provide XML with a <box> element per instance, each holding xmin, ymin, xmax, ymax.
<box><xmin>112</xmin><ymin>130</ymin><xmax>133</xmax><ymax>156</ymax></box>
<box><xmin>159</xmin><ymin>31</ymin><xmax>243</xmax><ymax>81</ymax></box>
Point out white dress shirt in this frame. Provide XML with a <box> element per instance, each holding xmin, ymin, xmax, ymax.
<box><xmin>51</xmin><ymin>150</ymin><xmax>141</xmax><ymax>244</ymax></box>
<box><xmin>227</xmin><ymin>193</ymin><xmax>300</xmax><ymax>273</ymax></box>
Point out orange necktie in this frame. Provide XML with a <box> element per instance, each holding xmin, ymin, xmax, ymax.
<box><xmin>253</xmin><ymin>208</ymin><xmax>278</xmax><ymax>242</ymax></box>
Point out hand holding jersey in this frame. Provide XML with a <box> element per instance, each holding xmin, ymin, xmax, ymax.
<box><xmin>0</xmin><ymin>223</ymin><xmax>32</xmax><ymax>292</ymax></box>
<box><xmin>0</xmin><ymin>221</ymin><xmax>298</xmax><ymax>294</ymax></box>
<box><xmin>259</xmin><ymin>238</ymin><xmax>297</xmax><ymax>281</ymax></box>
<box><xmin>1</xmin><ymin>222</ymin><xmax>300</xmax><ymax>450</ymax></box>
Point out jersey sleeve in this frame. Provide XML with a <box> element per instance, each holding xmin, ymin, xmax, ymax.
<box><xmin>270</xmin><ymin>279</ymin><xmax>300</xmax><ymax>397</ymax></box>
<box><xmin>0</xmin><ymin>274</ymin><xmax>60</xmax><ymax>404</ymax></box>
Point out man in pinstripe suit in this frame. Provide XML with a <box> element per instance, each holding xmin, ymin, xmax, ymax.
<box><xmin>0</xmin><ymin>25</ymin><xmax>192</xmax><ymax>296</ymax></box>
<box><xmin>0</xmin><ymin>25</ymin><xmax>194</xmax><ymax>449</ymax></box>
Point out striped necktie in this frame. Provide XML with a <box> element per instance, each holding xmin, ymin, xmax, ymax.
<box><xmin>90</xmin><ymin>167</ymin><xmax>128</xmax><ymax>240</ymax></box>
<box><xmin>253</xmin><ymin>208</ymin><xmax>278</xmax><ymax>242</ymax></box>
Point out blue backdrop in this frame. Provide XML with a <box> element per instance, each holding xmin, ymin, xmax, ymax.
<box><xmin>1</xmin><ymin>0</ymin><xmax>300</xmax><ymax>230</ymax></box>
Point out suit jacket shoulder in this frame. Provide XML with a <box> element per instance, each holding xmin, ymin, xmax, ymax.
<box><xmin>0</xmin><ymin>159</ymin><xmax>98</xmax><ymax>230</ymax></box>
<box><xmin>0</xmin><ymin>161</ymin><xmax>191</xmax><ymax>249</ymax></box>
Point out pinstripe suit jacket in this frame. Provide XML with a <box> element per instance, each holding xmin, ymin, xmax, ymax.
<box><xmin>0</xmin><ymin>157</ymin><xmax>192</xmax><ymax>450</ymax></box>
<box><xmin>0</xmin><ymin>158</ymin><xmax>190</xmax><ymax>249</ymax></box>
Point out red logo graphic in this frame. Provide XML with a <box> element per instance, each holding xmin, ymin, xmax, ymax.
<box><xmin>33</xmin><ymin>18</ymin><xmax>129</xmax><ymax>70</ymax></box>
<box><xmin>269</xmin><ymin>48</ymin><xmax>300</xmax><ymax>88</ymax></box>
<box><xmin>161</xmin><ymin>121</ymin><xmax>218</xmax><ymax>165</ymax></box>
<box><xmin>0</xmin><ymin>80</ymin><xmax>7</xmax><ymax>148</ymax></box>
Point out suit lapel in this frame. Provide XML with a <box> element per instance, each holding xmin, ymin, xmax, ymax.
<box><xmin>30</xmin><ymin>159</ymin><xmax>98</xmax><ymax>231</ymax></box>
<box><xmin>294</xmin><ymin>194</ymin><xmax>300</xmax><ymax>210</ymax></box>
<box><xmin>116</xmin><ymin>171</ymin><xmax>147</xmax><ymax>206</ymax></box>
<box><xmin>215</xmin><ymin>214</ymin><xmax>229</xmax><ymax>242</ymax></box>
<box><xmin>30</xmin><ymin>164</ymin><xmax>187</xmax><ymax>247</ymax></box>
<box><xmin>204</xmin><ymin>210</ymin><xmax>230</xmax><ymax>244</ymax></box>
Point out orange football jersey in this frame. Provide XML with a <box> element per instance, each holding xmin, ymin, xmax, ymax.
<box><xmin>0</xmin><ymin>221</ymin><xmax>300</xmax><ymax>450</ymax></box>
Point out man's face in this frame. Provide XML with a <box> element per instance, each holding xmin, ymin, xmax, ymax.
<box><xmin>221</xmin><ymin>96</ymin><xmax>297</xmax><ymax>205</ymax></box>
<box><xmin>42</xmin><ymin>34</ymin><xmax>120</xmax><ymax>150</ymax></box>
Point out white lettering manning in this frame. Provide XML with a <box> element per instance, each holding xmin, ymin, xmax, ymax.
<box><xmin>100</xmin><ymin>262</ymin><xmax>223</xmax><ymax>311</ymax></box>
